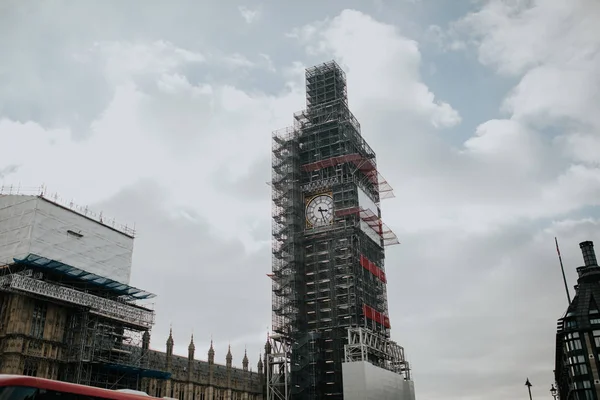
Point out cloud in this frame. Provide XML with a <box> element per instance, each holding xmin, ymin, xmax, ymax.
<box><xmin>290</xmin><ymin>9</ymin><xmax>462</xmax><ymax>129</ymax></box>
<box><xmin>424</xmin><ymin>24</ymin><xmax>467</xmax><ymax>52</ymax></box>
<box><xmin>86</xmin><ymin>40</ymin><xmax>206</xmax><ymax>85</ymax></box>
<box><xmin>286</xmin><ymin>4</ymin><xmax>600</xmax><ymax>399</ymax></box>
<box><xmin>1</xmin><ymin>2</ymin><xmax>599</xmax><ymax>399</ymax></box>
<box><xmin>0</xmin><ymin>165</ymin><xmax>19</xmax><ymax>180</ymax></box>
<box><xmin>238</xmin><ymin>6</ymin><xmax>261</xmax><ymax>24</ymax></box>
<box><xmin>92</xmin><ymin>180</ymin><xmax>271</xmax><ymax>368</ymax></box>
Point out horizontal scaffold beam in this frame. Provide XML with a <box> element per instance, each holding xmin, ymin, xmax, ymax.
<box><xmin>344</xmin><ymin>326</ymin><xmax>411</xmax><ymax>380</ymax></box>
<box><xmin>0</xmin><ymin>273</ymin><xmax>154</xmax><ymax>329</ymax></box>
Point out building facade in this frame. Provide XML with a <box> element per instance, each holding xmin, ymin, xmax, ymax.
<box><xmin>269</xmin><ymin>61</ymin><xmax>413</xmax><ymax>400</ymax></box>
<box><xmin>141</xmin><ymin>331</ymin><xmax>263</xmax><ymax>400</ymax></box>
<box><xmin>555</xmin><ymin>241</ymin><xmax>600</xmax><ymax>400</ymax></box>
<box><xmin>0</xmin><ymin>193</ymin><xmax>264</xmax><ymax>399</ymax></box>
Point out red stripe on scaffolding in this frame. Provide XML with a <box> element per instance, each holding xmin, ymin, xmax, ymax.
<box><xmin>301</xmin><ymin>153</ymin><xmax>395</xmax><ymax>199</ymax></box>
<box><xmin>362</xmin><ymin>304</ymin><xmax>391</xmax><ymax>329</ymax></box>
<box><xmin>359</xmin><ymin>255</ymin><xmax>387</xmax><ymax>284</ymax></box>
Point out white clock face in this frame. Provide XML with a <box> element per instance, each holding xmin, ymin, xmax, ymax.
<box><xmin>306</xmin><ymin>194</ymin><xmax>334</xmax><ymax>227</ymax></box>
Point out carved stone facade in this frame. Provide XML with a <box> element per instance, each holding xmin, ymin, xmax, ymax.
<box><xmin>140</xmin><ymin>330</ymin><xmax>264</xmax><ymax>400</ymax></box>
<box><xmin>0</xmin><ymin>291</ymin><xmax>265</xmax><ymax>399</ymax></box>
<box><xmin>0</xmin><ymin>292</ymin><xmax>66</xmax><ymax>380</ymax></box>
<box><xmin>0</xmin><ymin>194</ymin><xmax>265</xmax><ymax>398</ymax></box>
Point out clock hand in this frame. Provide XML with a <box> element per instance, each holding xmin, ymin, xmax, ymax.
<box><xmin>319</xmin><ymin>208</ymin><xmax>326</xmax><ymax>220</ymax></box>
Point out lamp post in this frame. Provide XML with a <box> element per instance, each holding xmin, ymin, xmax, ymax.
<box><xmin>550</xmin><ymin>384</ymin><xmax>558</xmax><ymax>399</ymax></box>
<box><xmin>525</xmin><ymin>378</ymin><xmax>533</xmax><ymax>400</ymax></box>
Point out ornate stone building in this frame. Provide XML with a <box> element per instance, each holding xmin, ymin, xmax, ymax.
<box><xmin>0</xmin><ymin>194</ymin><xmax>265</xmax><ymax>399</ymax></box>
<box><xmin>140</xmin><ymin>330</ymin><xmax>264</xmax><ymax>400</ymax></box>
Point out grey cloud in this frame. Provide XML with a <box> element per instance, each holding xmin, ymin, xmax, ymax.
<box><xmin>391</xmin><ymin>220</ymin><xmax>599</xmax><ymax>399</ymax></box>
<box><xmin>2</xmin><ymin>1</ymin><xmax>599</xmax><ymax>398</ymax></box>
<box><xmin>92</xmin><ymin>179</ymin><xmax>271</xmax><ymax>368</ymax></box>
<box><xmin>211</xmin><ymin>156</ymin><xmax>271</xmax><ymax>202</ymax></box>
<box><xmin>0</xmin><ymin>164</ymin><xmax>19</xmax><ymax>179</ymax></box>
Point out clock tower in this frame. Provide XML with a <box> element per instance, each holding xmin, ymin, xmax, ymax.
<box><xmin>269</xmin><ymin>61</ymin><xmax>413</xmax><ymax>400</ymax></box>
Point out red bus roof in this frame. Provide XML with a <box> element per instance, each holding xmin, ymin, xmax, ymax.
<box><xmin>0</xmin><ymin>375</ymin><xmax>159</xmax><ymax>399</ymax></box>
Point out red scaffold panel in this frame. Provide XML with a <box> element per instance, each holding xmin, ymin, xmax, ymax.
<box><xmin>302</xmin><ymin>154</ymin><xmax>364</xmax><ymax>172</ymax></box>
<box><xmin>374</xmin><ymin>310</ymin><xmax>382</xmax><ymax>324</ymax></box>
<box><xmin>302</xmin><ymin>153</ymin><xmax>396</xmax><ymax>199</ymax></box>
<box><xmin>335</xmin><ymin>207</ymin><xmax>361</xmax><ymax>217</ymax></box>
<box><xmin>363</xmin><ymin>304</ymin><xmax>391</xmax><ymax>329</ymax></box>
<box><xmin>362</xmin><ymin>304</ymin><xmax>374</xmax><ymax>320</ymax></box>
<box><xmin>359</xmin><ymin>254</ymin><xmax>386</xmax><ymax>284</ymax></box>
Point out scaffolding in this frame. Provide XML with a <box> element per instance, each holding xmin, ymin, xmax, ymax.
<box><xmin>0</xmin><ymin>274</ymin><xmax>154</xmax><ymax>329</ymax></box>
<box><xmin>62</xmin><ymin>310</ymin><xmax>154</xmax><ymax>389</ymax></box>
<box><xmin>270</xmin><ymin>61</ymin><xmax>409</xmax><ymax>400</ymax></box>
<box><xmin>344</xmin><ymin>327</ymin><xmax>411</xmax><ymax>380</ymax></box>
<box><xmin>0</xmin><ymin>264</ymin><xmax>163</xmax><ymax>390</ymax></box>
<box><xmin>266</xmin><ymin>334</ymin><xmax>292</xmax><ymax>400</ymax></box>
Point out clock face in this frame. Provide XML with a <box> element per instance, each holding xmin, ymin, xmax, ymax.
<box><xmin>306</xmin><ymin>194</ymin><xmax>334</xmax><ymax>227</ymax></box>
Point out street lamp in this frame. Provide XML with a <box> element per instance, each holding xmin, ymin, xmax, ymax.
<box><xmin>525</xmin><ymin>378</ymin><xmax>533</xmax><ymax>400</ymax></box>
<box><xmin>550</xmin><ymin>384</ymin><xmax>558</xmax><ymax>399</ymax></box>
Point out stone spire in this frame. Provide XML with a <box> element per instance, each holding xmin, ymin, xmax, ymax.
<box><xmin>208</xmin><ymin>339</ymin><xmax>215</xmax><ymax>365</ymax></box>
<box><xmin>166</xmin><ymin>328</ymin><xmax>174</xmax><ymax>353</ymax></box>
<box><xmin>142</xmin><ymin>331</ymin><xmax>150</xmax><ymax>349</ymax></box>
<box><xmin>166</xmin><ymin>328</ymin><xmax>174</xmax><ymax>371</ymax></box>
<box><xmin>257</xmin><ymin>354</ymin><xmax>263</xmax><ymax>372</ymax></box>
<box><xmin>141</xmin><ymin>331</ymin><xmax>150</xmax><ymax>368</ymax></box>
<box><xmin>187</xmin><ymin>334</ymin><xmax>195</xmax><ymax>382</ymax></box>
<box><xmin>226</xmin><ymin>345</ymin><xmax>233</xmax><ymax>368</ymax></box>
<box><xmin>242</xmin><ymin>348</ymin><xmax>249</xmax><ymax>371</ymax></box>
<box><xmin>188</xmin><ymin>334</ymin><xmax>195</xmax><ymax>359</ymax></box>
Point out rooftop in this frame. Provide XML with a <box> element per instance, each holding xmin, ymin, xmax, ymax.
<box><xmin>14</xmin><ymin>253</ymin><xmax>155</xmax><ymax>300</ymax></box>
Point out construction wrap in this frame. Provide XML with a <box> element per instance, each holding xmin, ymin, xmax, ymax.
<box><xmin>0</xmin><ymin>195</ymin><xmax>133</xmax><ymax>284</ymax></box>
<box><xmin>342</xmin><ymin>361</ymin><xmax>416</xmax><ymax>400</ymax></box>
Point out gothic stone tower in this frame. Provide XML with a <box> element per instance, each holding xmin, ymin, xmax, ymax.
<box><xmin>555</xmin><ymin>241</ymin><xmax>600</xmax><ymax>399</ymax></box>
<box><xmin>270</xmin><ymin>61</ymin><xmax>409</xmax><ymax>400</ymax></box>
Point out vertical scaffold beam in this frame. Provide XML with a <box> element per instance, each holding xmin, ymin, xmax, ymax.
<box><xmin>266</xmin><ymin>334</ymin><xmax>291</xmax><ymax>400</ymax></box>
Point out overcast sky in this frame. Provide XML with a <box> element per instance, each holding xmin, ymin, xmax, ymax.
<box><xmin>1</xmin><ymin>0</ymin><xmax>599</xmax><ymax>398</ymax></box>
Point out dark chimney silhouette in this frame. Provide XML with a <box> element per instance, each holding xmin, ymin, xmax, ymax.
<box><xmin>580</xmin><ymin>241</ymin><xmax>598</xmax><ymax>267</ymax></box>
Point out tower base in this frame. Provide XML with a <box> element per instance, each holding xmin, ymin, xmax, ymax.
<box><xmin>342</xmin><ymin>361</ymin><xmax>416</xmax><ymax>400</ymax></box>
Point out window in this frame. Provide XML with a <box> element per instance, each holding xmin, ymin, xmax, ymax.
<box><xmin>579</xmin><ymin>390</ymin><xmax>595</xmax><ymax>400</ymax></box>
<box><xmin>30</xmin><ymin>301</ymin><xmax>47</xmax><ymax>339</ymax></box>
<box><xmin>591</xmin><ymin>318</ymin><xmax>600</xmax><ymax>325</ymax></box>
<box><xmin>568</xmin><ymin>355</ymin><xmax>590</xmax><ymax>380</ymax></box>
<box><xmin>566</xmin><ymin>338</ymin><xmax>583</xmax><ymax>352</ymax></box>
<box><xmin>0</xmin><ymin>295</ymin><xmax>8</xmax><ymax>331</ymax></box>
<box><xmin>571</xmin><ymin>363</ymin><xmax>588</xmax><ymax>376</ymax></box>
<box><xmin>23</xmin><ymin>359</ymin><xmax>38</xmax><ymax>377</ymax></box>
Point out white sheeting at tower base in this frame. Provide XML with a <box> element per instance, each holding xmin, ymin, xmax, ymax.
<box><xmin>0</xmin><ymin>195</ymin><xmax>133</xmax><ymax>284</ymax></box>
<box><xmin>343</xmin><ymin>361</ymin><xmax>416</xmax><ymax>400</ymax></box>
